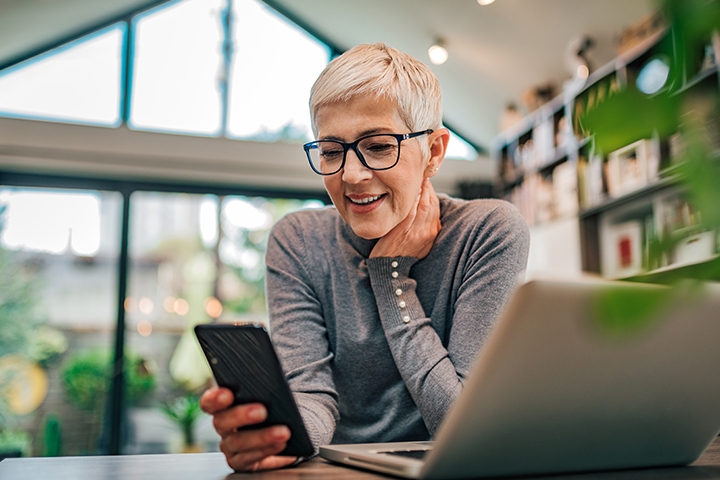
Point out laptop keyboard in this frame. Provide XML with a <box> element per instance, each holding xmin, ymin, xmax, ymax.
<box><xmin>379</xmin><ymin>449</ymin><xmax>430</xmax><ymax>459</ymax></box>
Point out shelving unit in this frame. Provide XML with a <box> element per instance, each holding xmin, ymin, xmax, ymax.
<box><xmin>492</xmin><ymin>25</ymin><xmax>720</xmax><ymax>283</ymax></box>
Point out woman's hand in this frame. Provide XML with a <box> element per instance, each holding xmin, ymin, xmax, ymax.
<box><xmin>370</xmin><ymin>178</ymin><xmax>441</xmax><ymax>260</ymax></box>
<box><xmin>200</xmin><ymin>387</ymin><xmax>298</xmax><ymax>472</ymax></box>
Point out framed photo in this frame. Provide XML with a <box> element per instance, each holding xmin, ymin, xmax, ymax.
<box><xmin>606</xmin><ymin>139</ymin><xmax>654</xmax><ymax>198</ymax></box>
<box><xmin>602</xmin><ymin>220</ymin><xmax>644</xmax><ymax>278</ymax></box>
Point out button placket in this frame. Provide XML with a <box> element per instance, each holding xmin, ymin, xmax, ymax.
<box><xmin>391</xmin><ymin>259</ymin><xmax>410</xmax><ymax>323</ymax></box>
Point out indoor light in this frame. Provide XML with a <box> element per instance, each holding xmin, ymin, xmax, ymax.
<box><xmin>428</xmin><ymin>43</ymin><xmax>448</xmax><ymax>65</ymax></box>
<box><xmin>576</xmin><ymin>64</ymin><xmax>589</xmax><ymax>79</ymax></box>
<box><xmin>477</xmin><ymin>0</ymin><xmax>496</xmax><ymax>5</ymax></box>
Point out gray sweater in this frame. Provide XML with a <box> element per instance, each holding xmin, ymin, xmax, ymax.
<box><xmin>265</xmin><ymin>195</ymin><xmax>530</xmax><ymax>448</ymax></box>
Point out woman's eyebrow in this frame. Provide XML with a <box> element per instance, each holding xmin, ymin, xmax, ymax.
<box><xmin>319</xmin><ymin>128</ymin><xmax>393</xmax><ymax>142</ymax></box>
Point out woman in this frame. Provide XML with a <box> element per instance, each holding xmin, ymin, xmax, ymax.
<box><xmin>201</xmin><ymin>43</ymin><xmax>530</xmax><ymax>472</ymax></box>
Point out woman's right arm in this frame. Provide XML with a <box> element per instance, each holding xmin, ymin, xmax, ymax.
<box><xmin>201</xmin><ymin>213</ymin><xmax>338</xmax><ymax>470</ymax></box>
<box><xmin>264</xmin><ymin>213</ymin><xmax>340</xmax><ymax>449</ymax></box>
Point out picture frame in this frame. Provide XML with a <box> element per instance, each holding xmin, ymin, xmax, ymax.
<box><xmin>602</xmin><ymin>220</ymin><xmax>644</xmax><ymax>278</ymax></box>
<box><xmin>606</xmin><ymin>139</ymin><xmax>654</xmax><ymax>198</ymax></box>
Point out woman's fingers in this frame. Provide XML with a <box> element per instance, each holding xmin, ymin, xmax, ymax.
<box><xmin>200</xmin><ymin>387</ymin><xmax>234</xmax><ymax>414</ymax></box>
<box><xmin>220</xmin><ymin>426</ymin><xmax>294</xmax><ymax>471</ymax></box>
<box><xmin>200</xmin><ymin>386</ymin><xmax>298</xmax><ymax>471</ymax></box>
<box><xmin>211</xmin><ymin>403</ymin><xmax>268</xmax><ymax>436</ymax></box>
<box><xmin>370</xmin><ymin>178</ymin><xmax>441</xmax><ymax>259</ymax></box>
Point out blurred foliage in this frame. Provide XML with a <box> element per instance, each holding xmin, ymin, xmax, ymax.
<box><xmin>592</xmin><ymin>286</ymin><xmax>671</xmax><ymax>336</ymax></box>
<box><xmin>0</xmin><ymin>428</ymin><xmax>31</xmax><ymax>456</ymax></box>
<box><xmin>159</xmin><ymin>394</ymin><xmax>202</xmax><ymax>447</ymax></box>
<box><xmin>242</xmin><ymin>121</ymin><xmax>310</xmax><ymax>144</ymax></box>
<box><xmin>581</xmin><ymin>0</ymin><xmax>720</xmax><ymax>283</ymax></box>
<box><xmin>61</xmin><ymin>350</ymin><xmax>156</xmax><ymax>414</ymax></box>
<box><xmin>0</xmin><ymin>249</ymin><xmax>44</xmax><ymax>360</ymax></box>
<box><xmin>42</xmin><ymin>414</ymin><xmax>62</xmax><ymax>457</ymax></box>
<box><xmin>0</xmin><ymin>205</ymin><xmax>51</xmax><ymax>438</ymax></box>
<box><xmin>579</xmin><ymin>0</ymin><xmax>720</xmax><ymax>326</ymax></box>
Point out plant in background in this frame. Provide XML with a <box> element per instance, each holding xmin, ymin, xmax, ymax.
<box><xmin>28</xmin><ymin>326</ymin><xmax>68</xmax><ymax>369</ymax></box>
<box><xmin>0</xmin><ymin>428</ymin><xmax>31</xmax><ymax>458</ymax></box>
<box><xmin>579</xmin><ymin>0</ymin><xmax>720</xmax><ymax>284</ymax></box>
<box><xmin>0</xmin><ymin>207</ymin><xmax>46</xmax><ymax>455</ymax></box>
<box><xmin>577</xmin><ymin>0</ymin><xmax>720</xmax><ymax>326</ymax></box>
<box><xmin>42</xmin><ymin>414</ymin><xmax>62</xmax><ymax>457</ymax></box>
<box><xmin>61</xmin><ymin>349</ymin><xmax>157</xmax><ymax>452</ymax></box>
<box><xmin>159</xmin><ymin>394</ymin><xmax>203</xmax><ymax>452</ymax></box>
<box><xmin>62</xmin><ymin>350</ymin><xmax>157</xmax><ymax>412</ymax></box>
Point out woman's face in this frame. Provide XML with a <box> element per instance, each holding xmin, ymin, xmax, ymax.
<box><xmin>314</xmin><ymin>96</ymin><xmax>433</xmax><ymax>240</ymax></box>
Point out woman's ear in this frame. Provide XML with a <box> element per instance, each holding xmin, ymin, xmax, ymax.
<box><xmin>424</xmin><ymin>128</ymin><xmax>450</xmax><ymax>177</ymax></box>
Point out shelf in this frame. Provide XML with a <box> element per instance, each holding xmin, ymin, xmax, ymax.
<box><xmin>492</xmin><ymin>23</ymin><xmax>718</xmax><ymax>280</ymax></box>
<box><xmin>579</xmin><ymin>175</ymin><xmax>679</xmax><ymax>218</ymax></box>
<box><xmin>537</xmin><ymin>150</ymin><xmax>570</xmax><ymax>173</ymax></box>
<box><xmin>673</xmin><ymin>65</ymin><xmax>719</xmax><ymax>95</ymax></box>
<box><xmin>621</xmin><ymin>255</ymin><xmax>720</xmax><ymax>284</ymax></box>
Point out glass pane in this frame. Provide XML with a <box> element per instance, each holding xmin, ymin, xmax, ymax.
<box><xmin>227</xmin><ymin>0</ymin><xmax>329</xmax><ymax>142</ymax></box>
<box><xmin>446</xmin><ymin>129</ymin><xmax>479</xmax><ymax>161</ymax></box>
<box><xmin>124</xmin><ymin>191</ymin><xmax>324</xmax><ymax>454</ymax></box>
<box><xmin>0</xmin><ymin>187</ymin><xmax>121</xmax><ymax>457</ymax></box>
<box><xmin>130</xmin><ymin>0</ymin><xmax>224</xmax><ymax>135</ymax></box>
<box><xmin>0</xmin><ymin>25</ymin><xmax>124</xmax><ymax>126</ymax></box>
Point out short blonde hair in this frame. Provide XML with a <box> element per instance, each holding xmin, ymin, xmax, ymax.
<box><xmin>309</xmin><ymin>43</ymin><xmax>443</xmax><ymax>139</ymax></box>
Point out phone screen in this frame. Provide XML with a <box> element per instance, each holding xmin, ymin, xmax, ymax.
<box><xmin>194</xmin><ymin>323</ymin><xmax>314</xmax><ymax>458</ymax></box>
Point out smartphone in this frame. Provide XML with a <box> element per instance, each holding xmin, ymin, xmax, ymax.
<box><xmin>194</xmin><ymin>323</ymin><xmax>314</xmax><ymax>458</ymax></box>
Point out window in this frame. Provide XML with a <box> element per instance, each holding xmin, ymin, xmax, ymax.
<box><xmin>0</xmin><ymin>187</ymin><xmax>122</xmax><ymax>456</ymax></box>
<box><xmin>226</xmin><ymin>0</ymin><xmax>330</xmax><ymax>142</ymax></box>
<box><xmin>130</xmin><ymin>0</ymin><xmax>225</xmax><ymax>135</ymax></box>
<box><xmin>0</xmin><ymin>25</ymin><xmax>124</xmax><ymax>126</ymax></box>
<box><xmin>446</xmin><ymin>130</ymin><xmax>479</xmax><ymax>161</ymax></box>
<box><xmin>123</xmin><ymin>191</ymin><xmax>324</xmax><ymax>454</ymax></box>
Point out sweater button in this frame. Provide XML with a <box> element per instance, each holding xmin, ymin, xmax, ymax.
<box><xmin>402</xmin><ymin>316</ymin><xmax>410</xmax><ymax>323</ymax></box>
<box><xmin>391</xmin><ymin>261</ymin><xmax>398</xmax><ymax>268</ymax></box>
<box><xmin>391</xmin><ymin>271</ymin><xmax>399</xmax><ymax>278</ymax></box>
<box><xmin>399</xmin><ymin>301</ymin><xmax>406</xmax><ymax>309</ymax></box>
<box><xmin>395</xmin><ymin>289</ymin><xmax>403</xmax><ymax>296</ymax></box>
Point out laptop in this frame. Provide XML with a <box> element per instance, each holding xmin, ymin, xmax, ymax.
<box><xmin>319</xmin><ymin>278</ymin><xmax>720</xmax><ymax>479</ymax></box>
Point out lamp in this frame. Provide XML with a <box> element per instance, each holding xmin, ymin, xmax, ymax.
<box><xmin>477</xmin><ymin>0</ymin><xmax>495</xmax><ymax>5</ymax></box>
<box><xmin>428</xmin><ymin>40</ymin><xmax>448</xmax><ymax>65</ymax></box>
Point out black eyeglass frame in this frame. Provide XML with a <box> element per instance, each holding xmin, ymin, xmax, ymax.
<box><xmin>303</xmin><ymin>129</ymin><xmax>434</xmax><ymax>176</ymax></box>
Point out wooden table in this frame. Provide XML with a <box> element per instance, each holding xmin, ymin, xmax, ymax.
<box><xmin>1</xmin><ymin>437</ymin><xmax>718</xmax><ymax>480</ymax></box>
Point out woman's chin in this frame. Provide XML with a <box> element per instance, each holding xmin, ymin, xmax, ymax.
<box><xmin>350</xmin><ymin>223</ymin><xmax>391</xmax><ymax>241</ymax></box>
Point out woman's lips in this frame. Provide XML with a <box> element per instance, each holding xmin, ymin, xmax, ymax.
<box><xmin>347</xmin><ymin>194</ymin><xmax>385</xmax><ymax>214</ymax></box>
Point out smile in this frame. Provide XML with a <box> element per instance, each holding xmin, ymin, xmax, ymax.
<box><xmin>348</xmin><ymin>195</ymin><xmax>384</xmax><ymax>205</ymax></box>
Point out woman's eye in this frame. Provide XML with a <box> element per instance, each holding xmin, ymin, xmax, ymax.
<box><xmin>366</xmin><ymin>143</ymin><xmax>395</xmax><ymax>153</ymax></box>
<box><xmin>321</xmin><ymin>149</ymin><xmax>343</xmax><ymax>160</ymax></box>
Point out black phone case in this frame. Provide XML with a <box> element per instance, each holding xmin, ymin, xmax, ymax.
<box><xmin>194</xmin><ymin>323</ymin><xmax>314</xmax><ymax>458</ymax></box>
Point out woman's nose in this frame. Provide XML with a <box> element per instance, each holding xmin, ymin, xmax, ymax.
<box><xmin>341</xmin><ymin>149</ymin><xmax>373</xmax><ymax>183</ymax></box>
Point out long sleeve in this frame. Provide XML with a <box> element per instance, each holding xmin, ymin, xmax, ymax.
<box><xmin>366</xmin><ymin>200</ymin><xmax>530</xmax><ymax>434</ymax></box>
<box><xmin>265</xmin><ymin>216</ymin><xmax>339</xmax><ymax>449</ymax></box>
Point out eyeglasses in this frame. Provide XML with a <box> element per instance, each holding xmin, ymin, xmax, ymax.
<box><xmin>303</xmin><ymin>130</ymin><xmax>433</xmax><ymax>176</ymax></box>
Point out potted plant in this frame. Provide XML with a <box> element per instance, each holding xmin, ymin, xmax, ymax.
<box><xmin>159</xmin><ymin>394</ymin><xmax>203</xmax><ymax>453</ymax></box>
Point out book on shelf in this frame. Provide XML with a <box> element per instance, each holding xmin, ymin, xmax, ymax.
<box><xmin>552</xmin><ymin>161</ymin><xmax>579</xmax><ymax>218</ymax></box>
<box><xmin>577</xmin><ymin>151</ymin><xmax>604</xmax><ymax>209</ymax></box>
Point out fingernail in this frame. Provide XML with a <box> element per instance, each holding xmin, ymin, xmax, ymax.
<box><xmin>219</xmin><ymin>390</ymin><xmax>234</xmax><ymax>404</ymax></box>
<box><xmin>248</xmin><ymin>406</ymin><xmax>267</xmax><ymax>422</ymax></box>
<box><xmin>270</xmin><ymin>425</ymin><xmax>290</xmax><ymax>440</ymax></box>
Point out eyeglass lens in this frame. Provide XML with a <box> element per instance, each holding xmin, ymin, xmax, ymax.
<box><xmin>307</xmin><ymin>135</ymin><xmax>400</xmax><ymax>174</ymax></box>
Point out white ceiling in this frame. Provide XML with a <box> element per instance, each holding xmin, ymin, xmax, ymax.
<box><xmin>0</xmin><ymin>0</ymin><xmax>656</xmax><ymax>151</ymax></box>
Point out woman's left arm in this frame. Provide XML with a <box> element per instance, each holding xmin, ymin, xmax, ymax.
<box><xmin>367</xmin><ymin>183</ymin><xmax>530</xmax><ymax>434</ymax></box>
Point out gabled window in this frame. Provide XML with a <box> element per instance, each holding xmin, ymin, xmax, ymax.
<box><xmin>130</xmin><ymin>0</ymin><xmax>225</xmax><ymax>135</ymax></box>
<box><xmin>0</xmin><ymin>25</ymin><xmax>125</xmax><ymax>127</ymax></box>
<box><xmin>226</xmin><ymin>0</ymin><xmax>329</xmax><ymax>142</ymax></box>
